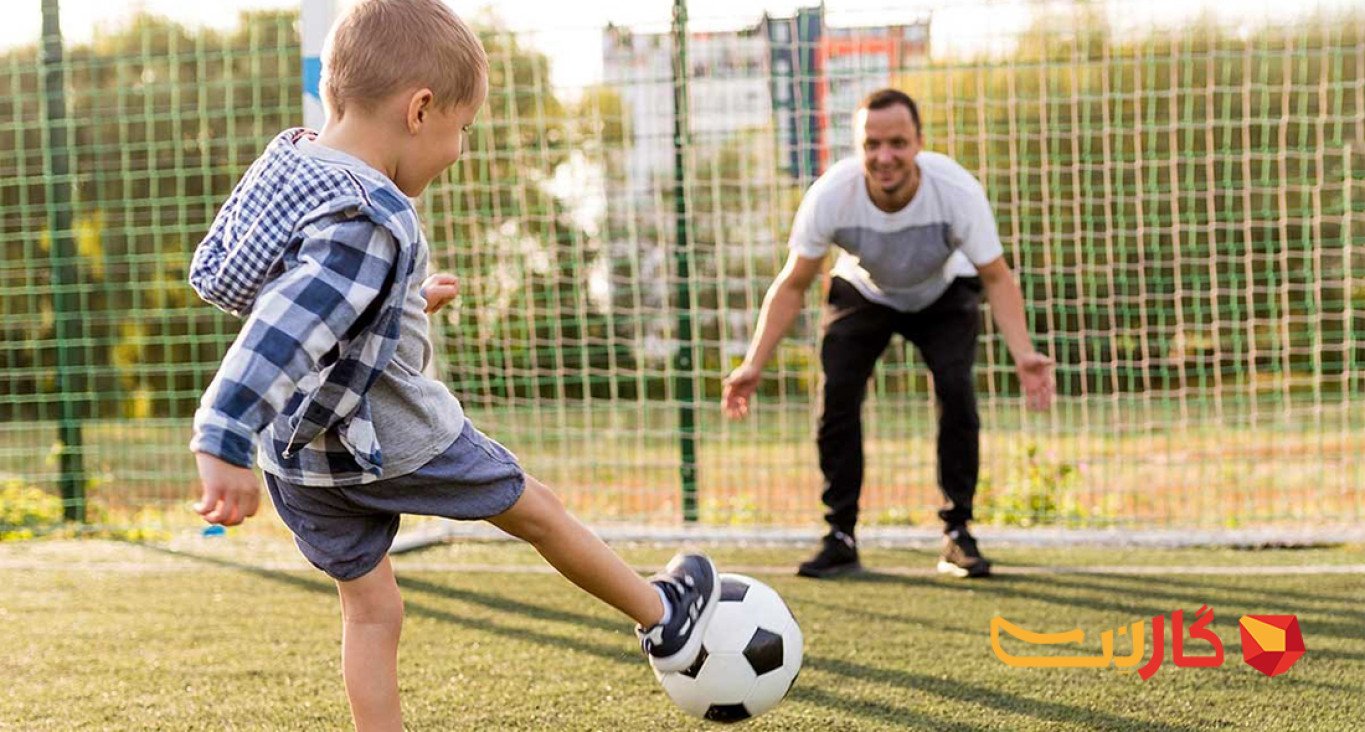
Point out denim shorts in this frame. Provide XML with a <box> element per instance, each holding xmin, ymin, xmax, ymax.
<box><xmin>264</xmin><ymin>420</ymin><xmax>526</xmax><ymax>581</ymax></box>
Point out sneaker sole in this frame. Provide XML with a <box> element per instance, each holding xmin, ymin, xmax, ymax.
<box><xmin>937</xmin><ymin>560</ymin><xmax>991</xmax><ymax>578</ymax></box>
<box><xmin>796</xmin><ymin>561</ymin><xmax>864</xmax><ymax>579</ymax></box>
<box><xmin>650</xmin><ymin>555</ymin><xmax>721</xmax><ymax>673</ymax></box>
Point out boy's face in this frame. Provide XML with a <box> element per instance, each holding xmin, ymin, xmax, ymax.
<box><xmin>396</xmin><ymin>78</ymin><xmax>487</xmax><ymax>196</ymax></box>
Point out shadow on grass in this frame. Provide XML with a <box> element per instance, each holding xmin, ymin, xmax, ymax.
<box><xmin>794</xmin><ymin>596</ymin><xmax>981</xmax><ymax>639</ymax></box>
<box><xmin>789</xmin><ymin>684</ymin><xmax>989</xmax><ymax>732</ymax></box>
<box><xmin>836</xmin><ymin>569</ymin><xmax>936</xmax><ymax>585</ymax></box>
<box><xmin>1084</xmin><ymin>569</ymin><xmax>1365</xmax><ymax>613</ymax></box>
<box><xmin>132</xmin><ymin>542</ymin><xmax>635</xmax><ymax>665</ymax></box>
<box><xmin>914</xmin><ymin>574</ymin><xmax>1169</xmax><ymax>620</ymax></box>
<box><xmin>395</xmin><ymin>574</ymin><xmax>624</xmax><ymax>635</ymax></box>
<box><xmin>129</xmin><ymin>542</ymin><xmax>974</xmax><ymax>728</ymax></box>
<box><xmin>1035</xmin><ymin>573</ymin><xmax>1365</xmax><ymax>643</ymax></box>
<box><xmin>803</xmin><ymin>654</ymin><xmax>1202</xmax><ymax>732</ymax></box>
<box><xmin>840</xmin><ymin>570</ymin><xmax>1364</xmax><ymax>694</ymax></box>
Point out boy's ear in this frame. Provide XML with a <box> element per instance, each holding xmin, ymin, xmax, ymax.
<box><xmin>405</xmin><ymin>88</ymin><xmax>434</xmax><ymax>134</ymax></box>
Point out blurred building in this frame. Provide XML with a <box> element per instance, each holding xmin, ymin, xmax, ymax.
<box><xmin>602</xmin><ymin>5</ymin><xmax>931</xmax><ymax>196</ymax></box>
<box><xmin>602</xmin><ymin>23</ymin><xmax>772</xmax><ymax>200</ymax></box>
<box><xmin>816</xmin><ymin>21</ymin><xmax>931</xmax><ymax>169</ymax></box>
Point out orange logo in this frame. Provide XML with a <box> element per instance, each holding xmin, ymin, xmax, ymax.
<box><xmin>990</xmin><ymin>606</ymin><xmax>1224</xmax><ymax>679</ymax></box>
<box><xmin>1239</xmin><ymin>615</ymin><xmax>1305</xmax><ymax>677</ymax></box>
<box><xmin>991</xmin><ymin>607</ymin><xmax>1305</xmax><ymax>680</ymax></box>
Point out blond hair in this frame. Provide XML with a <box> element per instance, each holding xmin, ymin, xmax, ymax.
<box><xmin>322</xmin><ymin>0</ymin><xmax>488</xmax><ymax>117</ymax></box>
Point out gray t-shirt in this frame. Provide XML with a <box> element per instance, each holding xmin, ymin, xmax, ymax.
<box><xmin>788</xmin><ymin>152</ymin><xmax>1004</xmax><ymax>312</ymax></box>
<box><xmin>280</xmin><ymin>140</ymin><xmax>467</xmax><ymax>479</ymax></box>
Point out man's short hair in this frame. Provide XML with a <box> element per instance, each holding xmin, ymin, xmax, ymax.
<box><xmin>857</xmin><ymin>88</ymin><xmax>922</xmax><ymax>135</ymax></box>
<box><xmin>323</xmin><ymin>0</ymin><xmax>488</xmax><ymax>118</ymax></box>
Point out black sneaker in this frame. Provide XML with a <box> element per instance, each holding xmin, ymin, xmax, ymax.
<box><xmin>797</xmin><ymin>531</ymin><xmax>862</xmax><ymax>578</ymax></box>
<box><xmin>938</xmin><ymin>525</ymin><xmax>992</xmax><ymax>578</ymax></box>
<box><xmin>636</xmin><ymin>553</ymin><xmax>719</xmax><ymax>673</ymax></box>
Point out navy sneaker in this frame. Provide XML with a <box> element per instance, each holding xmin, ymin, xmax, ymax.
<box><xmin>636</xmin><ymin>553</ymin><xmax>719</xmax><ymax>673</ymax></box>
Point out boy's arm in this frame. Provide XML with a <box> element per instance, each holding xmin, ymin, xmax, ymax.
<box><xmin>190</xmin><ymin>217</ymin><xmax>397</xmax><ymax>519</ymax></box>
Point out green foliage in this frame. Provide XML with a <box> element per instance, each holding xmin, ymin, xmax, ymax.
<box><xmin>0</xmin><ymin>478</ymin><xmax>64</xmax><ymax>540</ymax></box>
<box><xmin>977</xmin><ymin>443</ymin><xmax>1097</xmax><ymax>527</ymax></box>
<box><xmin>699</xmin><ymin>491</ymin><xmax>763</xmax><ymax>525</ymax></box>
<box><xmin>1</xmin><ymin>11</ymin><xmax>301</xmax><ymax>420</ymax></box>
<box><xmin>2</xmin><ymin>6</ymin><xmax>1361</xmax><ymax>534</ymax></box>
<box><xmin>6</xmin><ymin>8</ymin><xmax>1360</xmax><ymax>427</ymax></box>
<box><xmin>0</xmin><ymin>475</ymin><xmax>172</xmax><ymax>541</ymax></box>
<box><xmin>572</xmin><ymin>85</ymin><xmax>627</xmax><ymax>148</ymax></box>
<box><xmin>1</xmin><ymin>9</ymin><xmax>629</xmax><ymax>414</ymax></box>
<box><xmin>897</xmin><ymin>13</ymin><xmax>1364</xmax><ymax>397</ymax></box>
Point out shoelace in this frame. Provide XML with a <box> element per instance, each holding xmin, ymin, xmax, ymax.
<box><xmin>655</xmin><ymin>576</ymin><xmax>686</xmax><ymax>612</ymax></box>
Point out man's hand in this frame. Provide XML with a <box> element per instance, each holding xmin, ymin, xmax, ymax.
<box><xmin>721</xmin><ymin>363</ymin><xmax>763</xmax><ymax>419</ymax></box>
<box><xmin>421</xmin><ymin>273</ymin><xmax>460</xmax><ymax>314</ymax></box>
<box><xmin>194</xmin><ymin>452</ymin><xmax>261</xmax><ymax>526</ymax></box>
<box><xmin>1015</xmin><ymin>351</ymin><xmax>1056</xmax><ymax>411</ymax></box>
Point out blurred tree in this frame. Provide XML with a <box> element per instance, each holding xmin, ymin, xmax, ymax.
<box><xmin>0</xmin><ymin>8</ymin><xmax>627</xmax><ymax>418</ymax></box>
<box><xmin>897</xmin><ymin>11</ymin><xmax>1362</xmax><ymax>397</ymax></box>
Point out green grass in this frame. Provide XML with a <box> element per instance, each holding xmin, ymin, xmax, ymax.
<box><xmin>3</xmin><ymin>539</ymin><xmax>1363</xmax><ymax>730</ymax></box>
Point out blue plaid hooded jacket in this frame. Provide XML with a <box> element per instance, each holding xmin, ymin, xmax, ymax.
<box><xmin>188</xmin><ymin>128</ymin><xmax>421</xmax><ymax>485</ymax></box>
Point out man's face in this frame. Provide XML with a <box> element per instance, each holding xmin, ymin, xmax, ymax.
<box><xmin>855</xmin><ymin>104</ymin><xmax>922</xmax><ymax>196</ymax></box>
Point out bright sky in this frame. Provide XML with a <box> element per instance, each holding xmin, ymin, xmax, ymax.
<box><xmin>7</xmin><ymin>0</ymin><xmax>1359</xmax><ymax>91</ymax></box>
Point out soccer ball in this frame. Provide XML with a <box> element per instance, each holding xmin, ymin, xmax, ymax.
<box><xmin>655</xmin><ymin>573</ymin><xmax>803</xmax><ymax>723</ymax></box>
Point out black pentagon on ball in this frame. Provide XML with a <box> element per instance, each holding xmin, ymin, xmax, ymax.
<box><xmin>743</xmin><ymin>627</ymin><xmax>784</xmax><ymax>675</ymax></box>
<box><xmin>680</xmin><ymin>646</ymin><xmax>708</xmax><ymax>679</ymax></box>
<box><xmin>719</xmin><ymin>578</ymin><xmax>749</xmax><ymax>602</ymax></box>
<box><xmin>704</xmin><ymin>703</ymin><xmax>752</xmax><ymax>723</ymax></box>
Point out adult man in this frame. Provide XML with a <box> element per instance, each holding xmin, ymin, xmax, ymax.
<box><xmin>722</xmin><ymin>88</ymin><xmax>1055</xmax><ymax>579</ymax></box>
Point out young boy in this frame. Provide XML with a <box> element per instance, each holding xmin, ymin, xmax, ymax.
<box><xmin>186</xmin><ymin>1</ymin><xmax>717</xmax><ymax>729</ymax></box>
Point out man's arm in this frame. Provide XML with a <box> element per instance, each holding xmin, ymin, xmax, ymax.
<box><xmin>721</xmin><ymin>251</ymin><xmax>824</xmax><ymax>419</ymax></box>
<box><xmin>190</xmin><ymin>218</ymin><xmax>397</xmax><ymax>524</ymax></box>
<box><xmin>976</xmin><ymin>256</ymin><xmax>1054</xmax><ymax>411</ymax></box>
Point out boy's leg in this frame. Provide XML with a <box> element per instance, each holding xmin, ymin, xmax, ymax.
<box><xmin>486</xmin><ymin>476</ymin><xmax>661</xmax><ymax>627</ymax></box>
<box><xmin>336</xmin><ymin>556</ymin><xmax>404</xmax><ymax>732</ymax></box>
<box><xmin>485</xmin><ymin>475</ymin><xmax>718</xmax><ymax>672</ymax></box>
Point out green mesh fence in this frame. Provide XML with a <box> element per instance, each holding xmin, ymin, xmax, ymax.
<box><xmin>1</xmin><ymin>1</ymin><xmax>1361</xmax><ymax>538</ymax></box>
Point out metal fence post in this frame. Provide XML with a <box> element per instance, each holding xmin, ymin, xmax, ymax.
<box><xmin>670</xmin><ymin>0</ymin><xmax>698</xmax><ymax>523</ymax></box>
<box><xmin>40</xmin><ymin>0</ymin><xmax>85</xmax><ymax>522</ymax></box>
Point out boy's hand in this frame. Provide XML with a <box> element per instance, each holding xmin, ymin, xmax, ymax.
<box><xmin>193</xmin><ymin>452</ymin><xmax>261</xmax><ymax>526</ymax></box>
<box><xmin>421</xmin><ymin>273</ymin><xmax>460</xmax><ymax>314</ymax></box>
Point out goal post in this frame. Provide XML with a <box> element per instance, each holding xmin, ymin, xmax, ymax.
<box><xmin>300</xmin><ymin>0</ymin><xmax>337</xmax><ymax>130</ymax></box>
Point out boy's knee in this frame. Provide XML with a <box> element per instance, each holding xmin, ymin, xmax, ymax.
<box><xmin>342</xmin><ymin>590</ymin><xmax>404</xmax><ymax>627</ymax></box>
<box><xmin>338</xmin><ymin>567</ymin><xmax>405</xmax><ymax>626</ymax></box>
<box><xmin>492</xmin><ymin>479</ymin><xmax>566</xmax><ymax>545</ymax></box>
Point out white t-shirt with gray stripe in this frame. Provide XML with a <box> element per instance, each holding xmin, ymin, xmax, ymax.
<box><xmin>788</xmin><ymin>152</ymin><xmax>1004</xmax><ymax>313</ymax></box>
